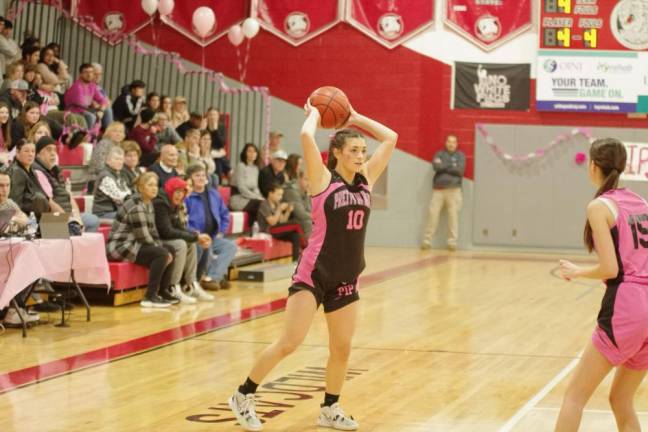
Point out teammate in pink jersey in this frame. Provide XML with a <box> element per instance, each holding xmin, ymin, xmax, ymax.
<box><xmin>556</xmin><ymin>138</ymin><xmax>648</xmax><ymax>431</ymax></box>
<box><xmin>228</xmin><ymin>101</ymin><xmax>397</xmax><ymax>431</ymax></box>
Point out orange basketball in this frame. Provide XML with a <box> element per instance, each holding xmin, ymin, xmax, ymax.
<box><xmin>309</xmin><ymin>86</ymin><xmax>351</xmax><ymax>129</ymax></box>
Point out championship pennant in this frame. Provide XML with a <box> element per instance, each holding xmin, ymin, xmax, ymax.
<box><xmin>345</xmin><ymin>0</ymin><xmax>435</xmax><ymax>49</ymax></box>
<box><xmin>161</xmin><ymin>0</ymin><xmax>249</xmax><ymax>47</ymax></box>
<box><xmin>75</xmin><ymin>0</ymin><xmax>153</xmax><ymax>44</ymax></box>
<box><xmin>255</xmin><ymin>0</ymin><xmax>342</xmax><ymax>46</ymax></box>
<box><xmin>444</xmin><ymin>0</ymin><xmax>532</xmax><ymax>51</ymax></box>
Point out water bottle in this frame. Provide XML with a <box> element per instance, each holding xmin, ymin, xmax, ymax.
<box><xmin>252</xmin><ymin>222</ymin><xmax>260</xmax><ymax>239</ymax></box>
<box><xmin>27</xmin><ymin>212</ymin><xmax>38</xmax><ymax>236</ymax></box>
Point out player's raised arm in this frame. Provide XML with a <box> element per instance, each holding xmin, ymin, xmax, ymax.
<box><xmin>300</xmin><ymin>100</ymin><xmax>330</xmax><ymax>195</ymax></box>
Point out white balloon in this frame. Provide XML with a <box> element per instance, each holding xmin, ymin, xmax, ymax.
<box><xmin>192</xmin><ymin>6</ymin><xmax>216</xmax><ymax>38</ymax></box>
<box><xmin>228</xmin><ymin>25</ymin><xmax>245</xmax><ymax>46</ymax></box>
<box><xmin>141</xmin><ymin>0</ymin><xmax>158</xmax><ymax>16</ymax></box>
<box><xmin>242</xmin><ymin>17</ymin><xmax>260</xmax><ymax>39</ymax></box>
<box><xmin>158</xmin><ymin>0</ymin><xmax>174</xmax><ymax>16</ymax></box>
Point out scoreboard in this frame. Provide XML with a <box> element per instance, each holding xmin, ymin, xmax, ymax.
<box><xmin>540</xmin><ymin>0</ymin><xmax>648</xmax><ymax>51</ymax></box>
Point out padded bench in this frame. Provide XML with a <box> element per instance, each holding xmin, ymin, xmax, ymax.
<box><xmin>239</xmin><ymin>237</ymin><xmax>293</xmax><ymax>261</ymax></box>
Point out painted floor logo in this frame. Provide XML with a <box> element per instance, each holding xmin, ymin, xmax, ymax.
<box><xmin>186</xmin><ymin>366</ymin><xmax>369</xmax><ymax>426</ymax></box>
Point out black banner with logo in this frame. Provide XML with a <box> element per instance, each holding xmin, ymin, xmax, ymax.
<box><xmin>454</xmin><ymin>62</ymin><xmax>530</xmax><ymax>110</ymax></box>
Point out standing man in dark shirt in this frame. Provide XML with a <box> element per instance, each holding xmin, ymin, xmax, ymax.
<box><xmin>258</xmin><ymin>150</ymin><xmax>287</xmax><ymax>197</ymax></box>
<box><xmin>422</xmin><ymin>134</ymin><xmax>466</xmax><ymax>251</ymax></box>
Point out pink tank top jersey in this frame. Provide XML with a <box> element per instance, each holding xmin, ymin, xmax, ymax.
<box><xmin>600</xmin><ymin>188</ymin><xmax>648</xmax><ymax>284</ymax></box>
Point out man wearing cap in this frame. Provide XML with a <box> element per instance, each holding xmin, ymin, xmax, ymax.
<box><xmin>153</xmin><ymin>176</ymin><xmax>215</xmax><ymax>303</ymax></box>
<box><xmin>258</xmin><ymin>149</ymin><xmax>288</xmax><ymax>197</ymax></box>
<box><xmin>148</xmin><ymin>143</ymin><xmax>179</xmax><ymax>187</ymax></box>
<box><xmin>64</xmin><ymin>63</ymin><xmax>110</xmax><ymax>129</ymax></box>
<box><xmin>32</xmin><ymin>136</ymin><xmax>100</xmax><ymax>233</ymax></box>
<box><xmin>0</xmin><ymin>79</ymin><xmax>28</xmax><ymax>119</ymax></box>
<box><xmin>129</xmin><ymin>108</ymin><xmax>159</xmax><ymax>167</ymax></box>
<box><xmin>112</xmin><ymin>79</ymin><xmax>146</xmax><ymax>131</ymax></box>
<box><xmin>260</xmin><ymin>130</ymin><xmax>283</xmax><ymax>163</ymax></box>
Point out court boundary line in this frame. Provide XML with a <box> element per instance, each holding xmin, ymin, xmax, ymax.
<box><xmin>498</xmin><ymin>351</ymin><xmax>583</xmax><ymax>432</ymax></box>
<box><xmin>0</xmin><ymin>255</ymin><xmax>448</xmax><ymax>395</ymax></box>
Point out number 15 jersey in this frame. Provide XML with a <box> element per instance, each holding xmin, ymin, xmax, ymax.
<box><xmin>599</xmin><ymin>188</ymin><xmax>648</xmax><ymax>285</ymax></box>
<box><xmin>293</xmin><ymin>169</ymin><xmax>371</xmax><ymax>287</ymax></box>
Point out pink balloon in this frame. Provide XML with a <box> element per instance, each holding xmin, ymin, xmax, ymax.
<box><xmin>228</xmin><ymin>25</ymin><xmax>244</xmax><ymax>46</ymax></box>
<box><xmin>158</xmin><ymin>0</ymin><xmax>174</xmax><ymax>16</ymax></box>
<box><xmin>192</xmin><ymin>6</ymin><xmax>216</xmax><ymax>38</ymax></box>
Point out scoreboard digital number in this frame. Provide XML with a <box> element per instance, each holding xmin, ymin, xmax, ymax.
<box><xmin>543</xmin><ymin>28</ymin><xmax>571</xmax><ymax>47</ymax></box>
<box><xmin>544</xmin><ymin>0</ymin><xmax>571</xmax><ymax>14</ymax></box>
<box><xmin>542</xmin><ymin>0</ymin><xmax>601</xmax><ymax>49</ymax></box>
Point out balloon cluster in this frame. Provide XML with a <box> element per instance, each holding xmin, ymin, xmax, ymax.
<box><xmin>140</xmin><ymin>0</ymin><xmax>260</xmax><ymax>41</ymax></box>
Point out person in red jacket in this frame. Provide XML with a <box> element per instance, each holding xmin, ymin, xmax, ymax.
<box><xmin>128</xmin><ymin>108</ymin><xmax>158</xmax><ymax>167</ymax></box>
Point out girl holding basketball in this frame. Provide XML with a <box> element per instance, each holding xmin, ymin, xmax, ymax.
<box><xmin>556</xmin><ymin>138</ymin><xmax>648</xmax><ymax>431</ymax></box>
<box><xmin>228</xmin><ymin>96</ymin><xmax>398</xmax><ymax>431</ymax></box>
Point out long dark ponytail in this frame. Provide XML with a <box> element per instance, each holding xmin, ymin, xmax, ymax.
<box><xmin>327</xmin><ymin>129</ymin><xmax>363</xmax><ymax>170</ymax></box>
<box><xmin>584</xmin><ymin>138</ymin><xmax>627</xmax><ymax>252</ymax></box>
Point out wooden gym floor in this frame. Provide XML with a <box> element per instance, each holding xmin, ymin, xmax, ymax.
<box><xmin>1</xmin><ymin>247</ymin><xmax>648</xmax><ymax>431</ymax></box>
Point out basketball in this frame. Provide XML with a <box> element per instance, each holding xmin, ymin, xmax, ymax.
<box><xmin>309</xmin><ymin>86</ymin><xmax>351</xmax><ymax>129</ymax></box>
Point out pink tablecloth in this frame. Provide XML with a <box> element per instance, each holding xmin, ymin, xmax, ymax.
<box><xmin>0</xmin><ymin>233</ymin><xmax>111</xmax><ymax>309</ymax></box>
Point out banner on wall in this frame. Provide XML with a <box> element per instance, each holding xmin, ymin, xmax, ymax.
<box><xmin>623</xmin><ymin>142</ymin><xmax>648</xmax><ymax>182</ymax></box>
<box><xmin>444</xmin><ymin>0</ymin><xmax>532</xmax><ymax>51</ymax></box>
<box><xmin>256</xmin><ymin>0</ymin><xmax>342</xmax><ymax>46</ymax></box>
<box><xmin>536</xmin><ymin>50</ymin><xmax>648</xmax><ymax>113</ymax></box>
<box><xmin>540</xmin><ymin>0</ymin><xmax>648</xmax><ymax>51</ymax></box>
<box><xmin>454</xmin><ymin>62</ymin><xmax>530</xmax><ymax>110</ymax></box>
<box><xmin>75</xmin><ymin>0</ymin><xmax>152</xmax><ymax>44</ymax></box>
<box><xmin>345</xmin><ymin>0</ymin><xmax>435</xmax><ymax>49</ymax></box>
<box><xmin>161</xmin><ymin>0</ymin><xmax>249</xmax><ymax>47</ymax></box>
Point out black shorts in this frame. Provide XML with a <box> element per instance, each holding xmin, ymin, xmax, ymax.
<box><xmin>289</xmin><ymin>278</ymin><xmax>360</xmax><ymax>313</ymax></box>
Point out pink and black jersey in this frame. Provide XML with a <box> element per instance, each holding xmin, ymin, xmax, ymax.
<box><xmin>593</xmin><ymin>188</ymin><xmax>648</xmax><ymax>361</ymax></box>
<box><xmin>293</xmin><ymin>170</ymin><xmax>371</xmax><ymax>287</ymax></box>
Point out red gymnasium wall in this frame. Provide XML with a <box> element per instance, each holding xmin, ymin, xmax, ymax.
<box><xmin>138</xmin><ymin>23</ymin><xmax>647</xmax><ymax>180</ymax></box>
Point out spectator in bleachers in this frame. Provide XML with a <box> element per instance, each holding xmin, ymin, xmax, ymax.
<box><xmin>91</xmin><ymin>63</ymin><xmax>114</xmax><ymax>128</ymax></box>
<box><xmin>176</xmin><ymin>128</ymin><xmax>200</xmax><ymax>174</ymax></box>
<box><xmin>257</xmin><ymin>182</ymin><xmax>302</xmax><ymax>262</ymax></box>
<box><xmin>9</xmin><ymin>139</ymin><xmax>51</xmax><ymax>216</ymax></box>
<box><xmin>230</xmin><ymin>143</ymin><xmax>264</xmax><ymax>222</ymax></box>
<box><xmin>21</xmin><ymin>45</ymin><xmax>39</xmax><ymax>67</ymax></box>
<box><xmin>128</xmin><ymin>108</ymin><xmax>158</xmax><ymax>167</ymax></box>
<box><xmin>153</xmin><ymin>112</ymin><xmax>181</xmax><ymax>145</ymax></box>
<box><xmin>260</xmin><ymin>130</ymin><xmax>283</xmax><ymax>163</ymax></box>
<box><xmin>205</xmin><ymin>107</ymin><xmax>230</xmax><ymax>182</ymax></box>
<box><xmin>12</xmin><ymin>101</ymin><xmax>61</xmax><ymax>144</ymax></box>
<box><xmin>199</xmin><ymin>130</ymin><xmax>218</xmax><ymax>186</ymax></box>
<box><xmin>283</xmin><ymin>156</ymin><xmax>312</xmax><ymax>239</ymax></box>
<box><xmin>88</xmin><ymin>121</ymin><xmax>126</xmax><ymax>184</ymax></box>
<box><xmin>33</xmin><ymin>136</ymin><xmax>99</xmax><ymax>233</ymax></box>
<box><xmin>106</xmin><ymin>171</ymin><xmax>177</xmax><ymax>308</ymax></box>
<box><xmin>25</xmin><ymin>120</ymin><xmax>50</xmax><ymax>144</ymax></box>
<box><xmin>64</xmin><ymin>63</ymin><xmax>109</xmax><ymax>129</ymax></box>
<box><xmin>121</xmin><ymin>140</ymin><xmax>143</xmax><ymax>189</ymax></box>
<box><xmin>185</xmin><ymin>163</ymin><xmax>237</xmax><ymax>290</ymax></box>
<box><xmin>0</xmin><ymin>101</ymin><xmax>11</xmax><ymax>160</ymax></box>
<box><xmin>258</xmin><ymin>149</ymin><xmax>287</xmax><ymax>197</ymax></box>
<box><xmin>0</xmin><ymin>19</ymin><xmax>19</xmax><ymax>80</ymax></box>
<box><xmin>112</xmin><ymin>79</ymin><xmax>145</xmax><ymax>131</ymax></box>
<box><xmin>153</xmin><ymin>176</ymin><xmax>214</xmax><ymax>303</ymax></box>
<box><xmin>176</xmin><ymin>111</ymin><xmax>203</xmax><ymax>139</ymax></box>
<box><xmin>32</xmin><ymin>71</ymin><xmax>61</xmax><ymax>115</ymax></box>
<box><xmin>92</xmin><ymin>146</ymin><xmax>131</xmax><ymax>219</ymax></box>
<box><xmin>149</xmin><ymin>143</ymin><xmax>179</xmax><ymax>187</ymax></box>
<box><xmin>171</xmin><ymin>96</ymin><xmax>189</xmax><ymax>128</ymax></box>
<box><xmin>0</xmin><ymin>78</ymin><xmax>28</xmax><ymax>119</ymax></box>
<box><xmin>159</xmin><ymin>95</ymin><xmax>172</xmax><ymax>117</ymax></box>
<box><xmin>146</xmin><ymin>92</ymin><xmax>160</xmax><ymax>112</ymax></box>
<box><xmin>36</xmin><ymin>46</ymin><xmax>69</xmax><ymax>92</ymax></box>
<box><xmin>0</xmin><ymin>61</ymin><xmax>23</xmax><ymax>92</ymax></box>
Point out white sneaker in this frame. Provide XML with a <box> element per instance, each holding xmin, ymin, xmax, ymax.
<box><xmin>171</xmin><ymin>284</ymin><xmax>197</xmax><ymax>304</ymax></box>
<box><xmin>3</xmin><ymin>307</ymin><xmax>40</xmax><ymax>325</ymax></box>
<box><xmin>228</xmin><ymin>391</ymin><xmax>263</xmax><ymax>431</ymax></box>
<box><xmin>190</xmin><ymin>281</ymin><xmax>215</xmax><ymax>301</ymax></box>
<box><xmin>318</xmin><ymin>403</ymin><xmax>359</xmax><ymax>430</ymax></box>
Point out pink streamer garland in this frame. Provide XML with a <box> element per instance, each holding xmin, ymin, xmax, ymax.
<box><xmin>476</xmin><ymin>124</ymin><xmax>594</xmax><ymax>163</ymax></box>
<box><xmin>11</xmin><ymin>0</ymin><xmax>272</xmax><ymax>158</ymax></box>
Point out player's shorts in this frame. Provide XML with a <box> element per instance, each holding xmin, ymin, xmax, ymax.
<box><xmin>289</xmin><ymin>277</ymin><xmax>360</xmax><ymax>313</ymax></box>
<box><xmin>592</xmin><ymin>281</ymin><xmax>648</xmax><ymax>370</ymax></box>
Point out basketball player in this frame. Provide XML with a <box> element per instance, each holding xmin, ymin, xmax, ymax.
<box><xmin>556</xmin><ymin>138</ymin><xmax>648</xmax><ymax>431</ymax></box>
<box><xmin>228</xmin><ymin>100</ymin><xmax>398</xmax><ymax>431</ymax></box>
